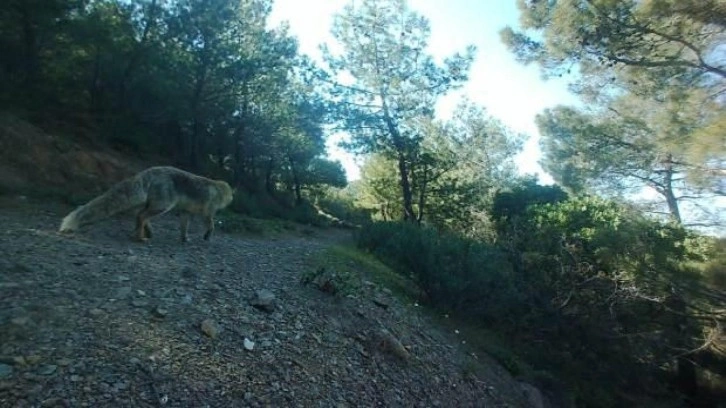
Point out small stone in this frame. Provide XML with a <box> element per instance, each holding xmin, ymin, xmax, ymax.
<box><xmin>181</xmin><ymin>266</ymin><xmax>197</xmax><ymax>279</ymax></box>
<box><xmin>118</xmin><ymin>275</ymin><xmax>131</xmax><ymax>282</ymax></box>
<box><xmin>152</xmin><ymin>307</ymin><xmax>168</xmax><ymax>318</ymax></box>
<box><xmin>89</xmin><ymin>308</ymin><xmax>104</xmax><ymax>317</ymax></box>
<box><xmin>25</xmin><ymin>355</ymin><xmax>42</xmax><ymax>365</ymax></box>
<box><xmin>0</xmin><ymin>356</ymin><xmax>25</xmax><ymax>366</ymax></box>
<box><xmin>131</xmin><ymin>300</ymin><xmax>149</xmax><ymax>308</ymax></box>
<box><xmin>136</xmin><ymin>289</ymin><xmax>146</xmax><ymax>296</ymax></box>
<box><xmin>0</xmin><ymin>364</ymin><xmax>12</xmax><ymax>378</ymax></box>
<box><xmin>38</xmin><ymin>365</ymin><xmax>57</xmax><ymax>375</ymax></box>
<box><xmin>40</xmin><ymin>398</ymin><xmax>66</xmax><ymax>407</ymax></box>
<box><xmin>243</xmin><ymin>338</ymin><xmax>255</xmax><ymax>351</ymax></box>
<box><xmin>129</xmin><ymin>357</ymin><xmax>141</xmax><ymax>365</ymax></box>
<box><xmin>114</xmin><ymin>287</ymin><xmax>132</xmax><ymax>300</ymax></box>
<box><xmin>11</xmin><ymin>316</ymin><xmax>30</xmax><ymax>326</ymax></box>
<box><xmin>70</xmin><ymin>375</ymin><xmax>82</xmax><ymax>382</ymax></box>
<box><xmin>57</xmin><ymin>358</ymin><xmax>72</xmax><ymax>367</ymax></box>
<box><xmin>250</xmin><ymin>289</ymin><xmax>276</xmax><ymax>312</ymax></box>
<box><xmin>201</xmin><ymin>319</ymin><xmax>219</xmax><ymax>338</ymax></box>
<box><xmin>372</xmin><ymin>298</ymin><xmax>390</xmax><ymax>310</ymax></box>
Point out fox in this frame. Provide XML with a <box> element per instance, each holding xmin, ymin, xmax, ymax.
<box><xmin>59</xmin><ymin>166</ymin><xmax>235</xmax><ymax>242</ymax></box>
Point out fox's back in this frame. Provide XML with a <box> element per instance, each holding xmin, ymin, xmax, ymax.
<box><xmin>139</xmin><ymin>166</ymin><xmax>229</xmax><ymax>212</ymax></box>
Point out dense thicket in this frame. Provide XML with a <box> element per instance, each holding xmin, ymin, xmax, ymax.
<box><xmin>357</xmin><ymin>188</ymin><xmax>725</xmax><ymax>406</ymax></box>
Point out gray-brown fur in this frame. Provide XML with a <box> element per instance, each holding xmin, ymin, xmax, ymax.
<box><xmin>59</xmin><ymin>166</ymin><xmax>234</xmax><ymax>242</ymax></box>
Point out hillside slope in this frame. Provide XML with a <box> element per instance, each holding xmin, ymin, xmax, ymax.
<box><xmin>0</xmin><ymin>112</ymin><xmax>152</xmax><ymax>199</ymax></box>
<box><xmin>0</xmin><ymin>113</ymin><xmax>547</xmax><ymax>407</ymax></box>
<box><xmin>0</xmin><ymin>197</ymin><xmax>539</xmax><ymax>407</ymax></box>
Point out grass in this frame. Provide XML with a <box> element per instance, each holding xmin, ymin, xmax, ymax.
<box><xmin>217</xmin><ymin>211</ymin><xmax>328</xmax><ymax>238</ymax></box>
<box><xmin>304</xmin><ymin>244</ymin><xmax>421</xmax><ymax>301</ymax></box>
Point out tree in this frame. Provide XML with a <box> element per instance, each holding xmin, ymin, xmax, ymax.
<box><xmin>504</xmin><ymin>0</ymin><xmax>725</xmax><ymax>228</ymax></box>
<box><xmin>356</xmin><ymin>99</ymin><xmax>524</xmax><ymax>232</ymax></box>
<box><xmin>501</xmin><ymin>0</ymin><xmax>726</xmax><ymax>86</ymax></box>
<box><xmin>322</xmin><ymin>0</ymin><xmax>475</xmax><ymax>222</ymax></box>
<box><xmin>537</xmin><ymin>99</ymin><xmax>724</xmax><ymax>227</ymax></box>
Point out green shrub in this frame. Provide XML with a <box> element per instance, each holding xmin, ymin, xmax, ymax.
<box><xmin>356</xmin><ymin>222</ymin><xmax>524</xmax><ymax>321</ymax></box>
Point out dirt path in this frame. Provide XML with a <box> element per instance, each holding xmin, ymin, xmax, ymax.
<box><xmin>0</xmin><ymin>197</ymin><xmax>531</xmax><ymax>407</ymax></box>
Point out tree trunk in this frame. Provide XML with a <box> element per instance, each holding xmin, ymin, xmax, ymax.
<box><xmin>265</xmin><ymin>157</ymin><xmax>275</xmax><ymax>195</ymax></box>
<box><xmin>118</xmin><ymin>0</ymin><xmax>158</xmax><ymax>105</ymax></box>
<box><xmin>381</xmin><ymin>98</ymin><xmax>415</xmax><ymax>222</ymax></box>
<box><xmin>416</xmin><ymin>164</ymin><xmax>428</xmax><ymax>224</ymax></box>
<box><xmin>662</xmin><ymin>153</ymin><xmax>682</xmax><ymax>223</ymax></box>
<box><xmin>19</xmin><ymin>3</ymin><xmax>39</xmax><ymax>91</ymax></box>
<box><xmin>396</xmin><ymin>152</ymin><xmax>416</xmax><ymax>221</ymax></box>
<box><xmin>665</xmin><ymin>292</ymin><xmax>698</xmax><ymax>399</ymax></box>
<box><xmin>188</xmin><ymin>60</ymin><xmax>208</xmax><ymax>171</ymax></box>
<box><xmin>288</xmin><ymin>155</ymin><xmax>303</xmax><ymax>206</ymax></box>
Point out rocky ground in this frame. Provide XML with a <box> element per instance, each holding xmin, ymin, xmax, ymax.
<box><xmin>0</xmin><ymin>196</ymin><xmax>535</xmax><ymax>407</ymax></box>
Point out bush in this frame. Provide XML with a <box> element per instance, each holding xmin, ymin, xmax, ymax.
<box><xmin>356</xmin><ymin>222</ymin><xmax>524</xmax><ymax>321</ymax></box>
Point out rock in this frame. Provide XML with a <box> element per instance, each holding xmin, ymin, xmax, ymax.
<box><xmin>201</xmin><ymin>319</ymin><xmax>220</xmax><ymax>338</ymax></box>
<box><xmin>40</xmin><ymin>398</ymin><xmax>67</xmax><ymax>407</ymax></box>
<box><xmin>372</xmin><ymin>297</ymin><xmax>390</xmax><ymax>310</ymax></box>
<box><xmin>376</xmin><ymin>329</ymin><xmax>409</xmax><ymax>361</ymax></box>
<box><xmin>0</xmin><ymin>364</ymin><xmax>12</xmax><ymax>378</ymax></box>
<box><xmin>181</xmin><ymin>266</ymin><xmax>197</xmax><ymax>279</ymax></box>
<box><xmin>152</xmin><ymin>306</ymin><xmax>168</xmax><ymax>318</ymax></box>
<box><xmin>11</xmin><ymin>316</ymin><xmax>30</xmax><ymax>326</ymax></box>
<box><xmin>0</xmin><ymin>356</ymin><xmax>25</xmax><ymax>366</ymax></box>
<box><xmin>250</xmin><ymin>289</ymin><xmax>276</xmax><ymax>312</ymax></box>
<box><xmin>89</xmin><ymin>308</ymin><xmax>104</xmax><ymax>317</ymax></box>
<box><xmin>243</xmin><ymin>338</ymin><xmax>255</xmax><ymax>351</ymax></box>
<box><xmin>38</xmin><ymin>364</ymin><xmax>58</xmax><ymax>375</ymax></box>
<box><xmin>519</xmin><ymin>382</ymin><xmax>546</xmax><ymax>408</ymax></box>
<box><xmin>131</xmin><ymin>299</ymin><xmax>149</xmax><ymax>308</ymax></box>
<box><xmin>57</xmin><ymin>358</ymin><xmax>72</xmax><ymax>367</ymax></box>
<box><xmin>114</xmin><ymin>287</ymin><xmax>132</xmax><ymax>300</ymax></box>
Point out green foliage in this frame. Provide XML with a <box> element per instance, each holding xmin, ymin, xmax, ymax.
<box><xmin>356</xmin><ymin>222</ymin><xmax>524</xmax><ymax>320</ymax></box>
<box><xmin>314</xmin><ymin>184</ymin><xmax>374</xmax><ymax>227</ymax></box>
<box><xmin>503</xmin><ymin>0</ymin><xmax>725</xmax><ymax>228</ymax></box>
<box><xmin>356</xmin><ymin>193</ymin><xmax>722</xmax><ymax>405</ymax></box>
<box><xmin>491</xmin><ymin>179</ymin><xmax>568</xmax><ymax>233</ymax></box>
<box><xmin>354</xmin><ymin>99</ymin><xmax>525</xmax><ymax>233</ymax></box>
<box><xmin>0</xmin><ymin>0</ymin><xmax>346</xmax><ymax>200</ymax></box>
<box><xmin>323</xmin><ymin>0</ymin><xmax>476</xmax><ymax>221</ymax></box>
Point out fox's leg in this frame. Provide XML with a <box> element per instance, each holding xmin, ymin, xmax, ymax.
<box><xmin>135</xmin><ymin>201</ymin><xmax>174</xmax><ymax>242</ymax></box>
<box><xmin>180</xmin><ymin>213</ymin><xmax>190</xmax><ymax>243</ymax></box>
<box><xmin>136</xmin><ymin>211</ymin><xmax>149</xmax><ymax>241</ymax></box>
<box><xmin>203</xmin><ymin>213</ymin><xmax>215</xmax><ymax>241</ymax></box>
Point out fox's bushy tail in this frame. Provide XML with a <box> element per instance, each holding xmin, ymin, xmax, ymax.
<box><xmin>59</xmin><ymin>177</ymin><xmax>147</xmax><ymax>232</ymax></box>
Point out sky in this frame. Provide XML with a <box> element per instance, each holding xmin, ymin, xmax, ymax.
<box><xmin>267</xmin><ymin>0</ymin><xmax>581</xmax><ymax>182</ymax></box>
